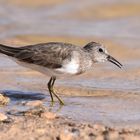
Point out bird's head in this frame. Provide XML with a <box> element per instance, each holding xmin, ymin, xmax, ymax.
<box><xmin>83</xmin><ymin>42</ymin><xmax>122</xmax><ymax>68</ymax></box>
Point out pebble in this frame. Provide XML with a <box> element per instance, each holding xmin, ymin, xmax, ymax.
<box><xmin>41</xmin><ymin>112</ymin><xmax>56</xmax><ymax>120</ymax></box>
<box><xmin>36</xmin><ymin>128</ymin><xmax>46</xmax><ymax>135</ymax></box>
<box><xmin>122</xmin><ymin>135</ymin><xmax>140</xmax><ymax>140</ymax></box>
<box><xmin>0</xmin><ymin>94</ymin><xmax>10</xmax><ymax>106</ymax></box>
<box><xmin>93</xmin><ymin>124</ymin><xmax>106</xmax><ymax>132</ymax></box>
<box><xmin>108</xmin><ymin>131</ymin><xmax>119</xmax><ymax>140</ymax></box>
<box><xmin>95</xmin><ymin>135</ymin><xmax>104</xmax><ymax>140</ymax></box>
<box><xmin>24</xmin><ymin>106</ymin><xmax>45</xmax><ymax>116</ymax></box>
<box><xmin>0</xmin><ymin>113</ymin><xmax>8</xmax><ymax>121</ymax></box>
<box><xmin>59</xmin><ymin>130</ymin><xmax>73</xmax><ymax>140</ymax></box>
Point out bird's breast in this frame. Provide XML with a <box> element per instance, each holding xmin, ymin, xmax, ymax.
<box><xmin>56</xmin><ymin>57</ymin><xmax>79</xmax><ymax>74</ymax></box>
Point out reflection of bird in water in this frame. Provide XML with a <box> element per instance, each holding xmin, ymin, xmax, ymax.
<box><xmin>0</xmin><ymin>42</ymin><xmax>122</xmax><ymax>105</ymax></box>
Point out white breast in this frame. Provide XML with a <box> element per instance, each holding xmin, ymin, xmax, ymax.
<box><xmin>56</xmin><ymin>58</ymin><xmax>79</xmax><ymax>74</ymax></box>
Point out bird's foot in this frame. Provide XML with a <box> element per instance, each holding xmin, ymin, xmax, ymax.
<box><xmin>50</xmin><ymin>88</ymin><xmax>64</xmax><ymax>105</ymax></box>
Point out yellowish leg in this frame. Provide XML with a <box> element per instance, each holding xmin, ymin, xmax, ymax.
<box><xmin>48</xmin><ymin>76</ymin><xmax>64</xmax><ymax>105</ymax></box>
<box><xmin>47</xmin><ymin>77</ymin><xmax>54</xmax><ymax>103</ymax></box>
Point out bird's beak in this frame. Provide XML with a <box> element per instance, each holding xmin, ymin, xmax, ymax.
<box><xmin>107</xmin><ymin>55</ymin><xmax>123</xmax><ymax>68</ymax></box>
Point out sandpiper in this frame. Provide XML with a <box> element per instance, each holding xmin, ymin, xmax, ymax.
<box><xmin>0</xmin><ymin>42</ymin><xmax>122</xmax><ymax>105</ymax></box>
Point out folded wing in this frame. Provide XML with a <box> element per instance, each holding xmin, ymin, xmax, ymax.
<box><xmin>0</xmin><ymin>42</ymin><xmax>73</xmax><ymax>69</ymax></box>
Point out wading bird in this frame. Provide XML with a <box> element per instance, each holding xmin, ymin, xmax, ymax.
<box><xmin>0</xmin><ymin>42</ymin><xmax>122</xmax><ymax>105</ymax></box>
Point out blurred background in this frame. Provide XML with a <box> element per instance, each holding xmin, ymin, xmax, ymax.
<box><xmin>0</xmin><ymin>0</ymin><xmax>140</xmax><ymax>92</ymax></box>
<box><xmin>0</xmin><ymin>0</ymin><xmax>140</xmax><ymax>126</ymax></box>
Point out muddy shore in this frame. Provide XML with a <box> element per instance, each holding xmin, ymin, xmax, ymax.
<box><xmin>0</xmin><ymin>98</ymin><xmax>140</xmax><ymax>140</ymax></box>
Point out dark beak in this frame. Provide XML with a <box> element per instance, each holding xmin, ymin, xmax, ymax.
<box><xmin>107</xmin><ymin>55</ymin><xmax>123</xmax><ymax>68</ymax></box>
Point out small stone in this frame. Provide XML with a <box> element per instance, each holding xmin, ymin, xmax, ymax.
<box><xmin>108</xmin><ymin>131</ymin><xmax>119</xmax><ymax>140</ymax></box>
<box><xmin>41</xmin><ymin>112</ymin><xmax>56</xmax><ymax>120</ymax></box>
<box><xmin>0</xmin><ymin>94</ymin><xmax>10</xmax><ymax>106</ymax></box>
<box><xmin>122</xmin><ymin>135</ymin><xmax>140</xmax><ymax>140</ymax></box>
<box><xmin>95</xmin><ymin>135</ymin><xmax>104</xmax><ymax>140</ymax></box>
<box><xmin>59</xmin><ymin>130</ymin><xmax>73</xmax><ymax>140</ymax></box>
<box><xmin>92</xmin><ymin>124</ymin><xmax>106</xmax><ymax>135</ymax></box>
<box><xmin>24</xmin><ymin>106</ymin><xmax>45</xmax><ymax>116</ymax></box>
<box><xmin>93</xmin><ymin>124</ymin><xmax>106</xmax><ymax>132</ymax></box>
<box><xmin>24</xmin><ymin>100</ymin><xmax>43</xmax><ymax>107</ymax></box>
<box><xmin>0</xmin><ymin>113</ymin><xmax>8</xmax><ymax>121</ymax></box>
<box><xmin>36</xmin><ymin>128</ymin><xmax>46</xmax><ymax>135</ymax></box>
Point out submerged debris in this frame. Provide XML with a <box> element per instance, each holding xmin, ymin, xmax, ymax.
<box><xmin>7</xmin><ymin>106</ymin><xmax>48</xmax><ymax>117</ymax></box>
<box><xmin>24</xmin><ymin>106</ymin><xmax>46</xmax><ymax>117</ymax></box>
<box><xmin>22</xmin><ymin>100</ymin><xmax>43</xmax><ymax>107</ymax></box>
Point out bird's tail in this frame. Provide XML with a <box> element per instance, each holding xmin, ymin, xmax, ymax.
<box><xmin>0</xmin><ymin>44</ymin><xmax>22</xmax><ymax>57</ymax></box>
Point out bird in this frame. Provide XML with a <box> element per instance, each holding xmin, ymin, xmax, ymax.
<box><xmin>0</xmin><ymin>41</ymin><xmax>122</xmax><ymax>105</ymax></box>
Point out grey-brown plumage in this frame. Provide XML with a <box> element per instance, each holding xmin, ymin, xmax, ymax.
<box><xmin>0</xmin><ymin>42</ymin><xmax>73</xmax><ymax>68</ymax></box>
<box><xmin>0</xmin><ymin>42</ymin><xmax>122</xmax><ymax>105</ymax></box>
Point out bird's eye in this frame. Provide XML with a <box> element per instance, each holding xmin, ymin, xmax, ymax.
<box><xmin>99</xmin><ymin>48</ymin><xmax>103</xmax><ymax>52</ymax></box>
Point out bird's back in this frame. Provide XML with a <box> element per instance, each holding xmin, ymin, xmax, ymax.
<box><xmin>0</xmin><ymin>42</ymin><xmax>78</xmax><ymax>67</ymax></box>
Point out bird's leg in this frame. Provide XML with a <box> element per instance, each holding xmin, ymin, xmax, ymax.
<box><xmin>47</xmin><ymin>77</ymin><xmax>54</xmax><ymax>103</ymax></box>
<box><xmin>51</xmin><ymin>76</ymin><xmax>64</xmax><ymax>105</ymax></box>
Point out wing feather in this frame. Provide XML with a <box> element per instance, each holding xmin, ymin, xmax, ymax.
<box><xmin>0</xmin><ymin>42</ymin><xmax>77</xmax><ymax>68</ymax></box>
<box><xmin>15</xmin><ymin>42</ymin><xmax>74</xmax><ymax>68</ymax></box>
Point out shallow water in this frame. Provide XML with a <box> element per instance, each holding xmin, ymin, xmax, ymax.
<box><xmin>0</xmin><ymin>0</ymin><xmax>140</xmax><ymax>128</ymax></box>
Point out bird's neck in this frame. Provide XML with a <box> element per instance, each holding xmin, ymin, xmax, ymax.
<box><xmin>82</xmin><ymin>48</ymin><xmax>97</xmax><ymax>63</ymax></box>
<box><xmin>77</xmin><ymin>50</ymin><xmax>94</xmax><ymax>73</ymax></box>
